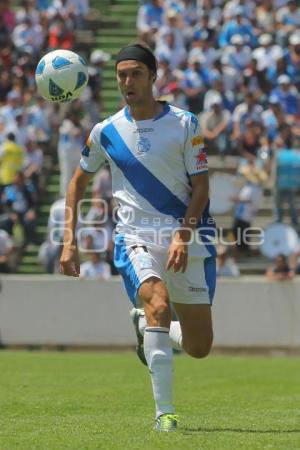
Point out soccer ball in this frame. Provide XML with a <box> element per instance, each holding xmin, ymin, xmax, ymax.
<box><xmin>35</xmin><ymin>49</ymin><xmax>89</xmax><ymax>103</ymax></box>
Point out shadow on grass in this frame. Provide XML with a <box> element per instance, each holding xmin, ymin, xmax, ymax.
<box><xmin>183</xmin><ymin>428</ymin><xmax>300</xmax><ymax>434</ymax></box>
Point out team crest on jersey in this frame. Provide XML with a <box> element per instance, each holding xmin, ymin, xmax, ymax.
<box><xmin>136</xmin><ymin>136</ymin><xmax>151</xmax><ymax>153</ymax></box>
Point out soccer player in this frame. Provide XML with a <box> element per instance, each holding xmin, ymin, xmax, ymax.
<box><xmin>60</xmin><ymin>43</ymin><xmax>216</xmax><ymax>432</ymax></box>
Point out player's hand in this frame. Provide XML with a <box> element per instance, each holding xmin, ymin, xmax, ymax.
<box><xmin>60</xmin><ymin>245</ymin><xmax>80</xmax><ymax>277</ymax></box>
<box><xmin>165</xmin><ymin>233</ymin><xmax>189</xmax><ymax>273</ymax></box>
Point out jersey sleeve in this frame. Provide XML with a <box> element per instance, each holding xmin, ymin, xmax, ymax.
<box><xmin>183</xmin><ymin>113</ymin><xmax>208</xmax><ymax>176</ymax></box>
<box><xmin>80</xmin><ymin>123</ymin><xmax>107</xmax><ymax>173</ymax></box>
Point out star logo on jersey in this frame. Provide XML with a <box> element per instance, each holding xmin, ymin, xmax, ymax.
<box><xmin>194</xmin><ymin>149</ymin><xmax>207</xmax><ymax>169</ymax></box>
<box><xmin>136</xmin><ymin>136</ymin><xmax>151</xmax><ymax>153</ymax></box>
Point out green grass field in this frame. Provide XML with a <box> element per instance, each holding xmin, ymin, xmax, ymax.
<box><xmin>0</xmin><ymin>351</ymin><xmax>299</xmax><ymax>450</ymax></box>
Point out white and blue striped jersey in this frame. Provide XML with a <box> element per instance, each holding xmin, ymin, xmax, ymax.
<box><xmin>80</xmin><ymin>103</ymin><xmax>216</xmax><ymax>255</ymax></box>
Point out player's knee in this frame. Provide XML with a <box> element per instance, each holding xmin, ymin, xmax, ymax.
<box><xmin>152</xmin><ymin>300</ymin><xmax>170</xmax><ymax>322</ymax></box>
<box><xmin>185</xmin><ymin>337</ymin><xmax>213</xmax><ymax>359</ymax></box>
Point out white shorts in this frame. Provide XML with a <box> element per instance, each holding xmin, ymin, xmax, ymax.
<box><xmin>114</xmin><ymin>234</ymin><xmax>216</xmax><ymax>306</ymax></box>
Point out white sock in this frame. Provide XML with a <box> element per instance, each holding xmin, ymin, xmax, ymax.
<box><xmin>144</xmin><ymin>327</ymin><xmax>174</xmax><ymax>418</ymax></box>
<box><xmin>169</xmin><ymin>321</ymin><xmax>182</xmax><ymax>350</ymax></box>
<box><xmin>138</xmin><ymin>313</ymin><xmax>182</xmax><ymax>351</ymax></box>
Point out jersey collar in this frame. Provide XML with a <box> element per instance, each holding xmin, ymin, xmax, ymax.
<box><xmin>124</xmin><ymin>102</ymin><xmax>170</xmax><ymax>123</ymax></box>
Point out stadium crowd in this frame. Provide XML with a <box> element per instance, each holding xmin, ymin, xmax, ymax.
<box><xmin>1</xmin><ymin>0</ymin><xmax>300</xmax><ymax>277</ymax></box>
<box><xmin>137</xmin><ymin>0</ymin><xmax>300</xmax><ymax>276</ymax></box>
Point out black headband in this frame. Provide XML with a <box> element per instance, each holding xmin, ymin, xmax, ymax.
<box><xmin>116</xmin><ymin>45</ymin><xmax>157</xmax><ymax>73</ymax></box>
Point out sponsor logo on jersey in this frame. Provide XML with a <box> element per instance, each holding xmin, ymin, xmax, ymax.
<box><xmin>133</xmin><ymin>128</ymin><xmax>154</xmax><ymax>134</ymax></box>
<box><xmin>191</xmin><ymin>135</ymin><xmax>204</xmax><ymax>147</ymax></box>
<box><xmin>188</xmin><ymin>286</ymin><xmax>207</xmax><ymax>293</ymax></box>
<box><xmin>136</xmin><ymin>136</ymin><xmax>151</xmax><ymax>153</ymax></box>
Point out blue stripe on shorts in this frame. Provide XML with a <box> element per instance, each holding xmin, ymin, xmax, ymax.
<box><xmin>114</xmin><ymin>234</ymin><xmax>140</xmax><ymax>305</ymax></box>
<box><xmin>204</xmin><ymin>256</ymin><xmax>216</xmax><ymax>304</ymax></box>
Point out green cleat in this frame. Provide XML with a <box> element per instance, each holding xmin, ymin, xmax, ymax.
<box><xmin>130</xmin><ymin>308</ymin><xmax>147</xmax><ymax>366</ymax></box>
<box><xmin>154</xmin><ymin>414</ymin><xmax>179</xmax><ymax>432</ymax></box>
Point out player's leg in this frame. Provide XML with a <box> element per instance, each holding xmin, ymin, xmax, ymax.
<box><xmin>172</xmin><ymin>303</ymin><xmax>213</xmax><ymax>358</ymax></box>
<box><xmin>114</xmin><ymin>238</ymin><xmax>178</xmax><ymax>430</ymax></box>
<box><xmin>138</xmin><ymin>277</ymin><xmax>178</xmax><ymax>431</ymax></box>
<box><xmin>166</xmin><ymin>254</ymin><xmax>216</xmax><ymax>357</ymax></box>
<box><xmin>131</xmin><ymin>307</ymin><xmax>182</xmax><ymax>354</ymax></box>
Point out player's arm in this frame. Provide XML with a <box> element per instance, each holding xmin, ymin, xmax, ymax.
<box><xmin>60</xmin><ymin>122</ymin><xmax>106</xmax><ymax>276</ymax></box>
<box><xmin>60</xmin><ymin>166</ymin><xmax>93</xmax><ymax>277</ymax></box>
<box><xmin>166</xmin><ymin>173</ymin><xmax>209</xmax><ymax>273</ymax></box>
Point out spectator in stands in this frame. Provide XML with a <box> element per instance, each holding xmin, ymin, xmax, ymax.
<box><xmin>188</xmin><ymin>30</ymin><xmax>218</xmax><ymax>70</ymax></box>
<box><xmin>2</xmin><ymin>171</ymin><xmax>37</xmax><ymax>244</ymax></box>
<box><xmin>0</xmin><ymin>90</ymin><xmax>22</xmax><ymax>128</ymax></box>
<box><xmin>48</xmin><ymin>14</ymin><xmax>74</xmax><ymax>50</ymax></box>
<box><xmin>80</xmin><ymin>252</ymin><xmax>111</xmax><ymax>280</ymax></box>
<box><xmin>156</xmin><ymin>31</ymin><xmax>187</xmax><ymax>71</ymax></box>
<box><xmin>12</xmin><ymin>17</ymin><xmax>45</xmax><ymax>55</ymax></box>
<box><xmin>0</xmin><ymin>70</ymin><xmax>13</xmax><ymax>103</ymax></box>
<box><xmin>79</xmin><ymin>218</ymin><xmax>114</xmax><ymax>255</ymax></box>
<box><xmin>232</xmin><ymin>162</ymin><xmax>267</xmax><ymax>253</ymax></box>
<box><xmin>218</xmin><ymin>6</ymin><xmax>256</xmax><ymax>49</ymax></box>
<box><xmin>13</xmin><ymin>111</ymin><xmax>31</xmax><ymax>148</ymax></box>
<box><xmin>270</xmin><ymin>75</ymin><xmax>299</xmax><ymax>123</ymax></box>
<box><xmin>155</xmin><ymin>56</ymin><xmax>174</xmax><ymax>96</ymax></box>
<box><xmin>180</xmin><ymin>55</ymin><xmax>205</xmax><ymax>114</ymax></box>
<box><xmin>256</xmin><ymin>0</ymin><xmax>275</xmax><ymax>34</ymax></box>
<box><xmin>28</xmin><ymin>95</ymin><xmax>51</xmax><ymax>143</ymax></box>
<box><xmin>241</xmin><ymin>57</ymin><xmax>268</xmax><ymax>98</ymax></box>
<box><xmin>137</xmin><ymin>0</ymin><xmax>164</xmax><ymax>47</ymax></box>
<box><xmin>203</xmin><ymin>74</ymin><xmax>236</xmax><ymax>113</ymax></box>
<box><xmin>0</xmin><ymin>0</ymin><xmax>16</xmax><ymax>31</ymax></box>
<box><xmin>222</xmin><ymin>34</ymin><xmax>252</xmax><ymax>74</ymax></box>
<box><xmin>199</xmin><ymin>94</ymin><xmax>231</xmax><ymax>159</ymax></box>
<box><xmin>262</xmin><ymin>95</ymin><xmax>286</xmax><ymax>144</ymax></box>
<box><xmin>276</xmin><ymin>0</ymin><xmax>300</xmax><ymax>46</ymax></box>
<box><xmin>0</xmin><ymin>132</ymin><xmax>24</xmax><ymax>187</ymax></box>
<box><xmin>92</xmin><ymin>166</ymin><xmax>112</xmax><ymax>202</ymax></box>
<box><xmin>238</xmin><ymin>119</ymin><xmax>267</xmax><ymax>165</ymax></box>
<box><xmin>231</xmin><ymin>92</ymin><xmax>263</xmax><ymax>143</ymax></box>
<box><xmin>85</xmin><ymin>49</ymin><xmax>111</xmax><ymax>126</ymax></box>
<box><xmin>0</xmin><ymin>228</ymin><xmax>14</xmax><ymax>272</ymax></box>
<box><xmin>197</xmin><ymin>0</ymin><xmax>222</xmax><ymax>29</ymax></box>
<box><xmin>23</xmin><ymin>136</ymin><xmax>44</xmax><ymax>189</ymax></box>
<box><xmin>157</xmin><ymin>8</ymin><xmax>185</xmax><ymax>50</ymax></box>
<box><xmin>57</xmin><ymin>109</ymin><xmax>86</xmax><ymax>196</ymax></box>
<box><xmin>66</xmin><ymin>0</ymin><xmax>90</xmax><ymax>29</ymax></box>
<box><xmin>216</xmin><ymin>244</ymin><xmax>240</xmax><ymax>277</ymax></box>
<box><xmin>224</xmin><ymin>0</ymin><xmax>256</xmax><ymax>21</ymax></box>
<box><xmin>16</xmin><ymin>0</ymin><xmax>40</xmax><ymax>25</ymax></box>
<box><xmin>273</xmin><ymin>125</ymin><xmax>300</xmax><ymax>227</ymax></box>
<box><xmin>266</xmin><ymin>254</ymin><xmax>295</xmax><ymax>280</ymax></box>
<box><xmin>252</xmin><ymin>33</ymin><xmax>282</xmax><ymax>73</ymax></box>
<box><xmin>286</xmin><ymin>33</ymin><xmax>300</xmax><ymax>89</ymax></box>
<box><xmin>38</xmin><ymin>197</ymin><xmax>66</xmax><ymax>273</ymax></box>
<box><xmin>193</xmin><ymin>11</ymin><xmax>216</xmax><ymax>45</ymax></box>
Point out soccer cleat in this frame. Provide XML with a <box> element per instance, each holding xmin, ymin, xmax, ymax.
<box><xmin>154</xmin><ymin>414</ymin><xmax>179</xmax><ymax>432</ymax></box>
<box><xmin>130</xmin><ymin>308</ymin><xmax>147</xmax><ymax>366</ymax></box>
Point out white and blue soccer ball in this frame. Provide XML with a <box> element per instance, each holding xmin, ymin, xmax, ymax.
<box><xmin>35</xmin><ymin>49</ymin><xmax>89</xmax><ymax>103</ymax></box>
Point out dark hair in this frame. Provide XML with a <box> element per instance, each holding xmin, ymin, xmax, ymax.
<box><xmin>7</xmin><ymin>132</ymin><xmax>15</xmax><ymax>141</ymax></box>
<box><xmin>116</xmin><ymin>41</ymin><xmax>158</xmax><ymax>80</ymax></box>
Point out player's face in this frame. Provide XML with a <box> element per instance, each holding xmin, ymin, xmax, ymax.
<box><xmin>116</xmin><ymin>60</ymin><xmax>154</xmax><ymax>106</ymax></box>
